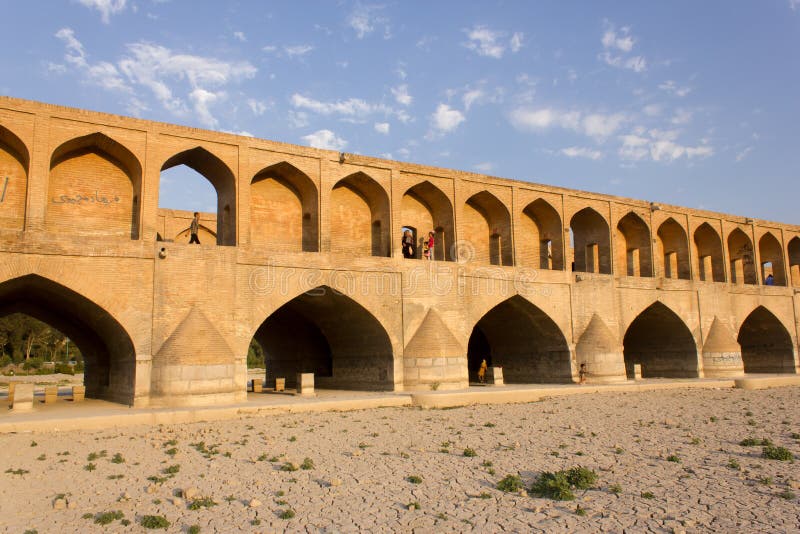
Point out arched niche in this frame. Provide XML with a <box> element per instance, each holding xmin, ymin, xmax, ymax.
<box><xmin>520</xmin><ymin>198</ymin><xmax>563</xmax><ymax>270</ymax></box>
<box><xmin>728</xmin><ymin>228</ymin><xmax>757</xmax><ymax>285</ymax></box>
<box><xmin>330</xmin><ymin>172</ymin><xmax>390</xmax><ymax>257</ymax></box>
<box><xmin>693</xmin><ymin>223</ymin><xmax>725</xmax><ymax>282</ymax></box>
<box><xmin>400</xmin><ymin>181</ymin><xmax>455</xmax><ymax>261</ymax></box>
<box><xmin>570</xmin><ymin>207</ymin><xmax>611</xmax><ymax>274</ymax></box>
<box><xmin>657</xmin><ymin>218</ymin><xmax>690</xmax><ymax>280</ymax></box>
<box><xmin>0</xmin><ymin>125</ymin><xmax>29</xmax><ymax>232</ymax></box>
<box><xmin>758</xmin><ymin>232</ymin><xmax>785</xmax><ymax>286</ymax></box>
<box><xmin>616</xmin><ymin>212</ymin><xmax>652</xmax><ymax>277</ymax></box>
<box><xmin>463</xmin><ymin>191</ymin><xmax>513</xmax><ymax>266</ymax></box>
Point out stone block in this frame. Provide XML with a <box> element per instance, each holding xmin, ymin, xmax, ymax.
<box><xmin>72</xmin><ymin>385</ymin><xmax>86</xmax><ymax>402</ymax></box>
<box><xmin>44</xmin><ymin>386</ymin><xmax>58</xmax><ymax>404</ymax></box>
<box><xmin>7</xmin><ymin>382</ymin><xmax>14</xmax><ymax>403</ymax></box>
<box><xmin>633</xmin><ymin>364</ymin><xmax>642</xmax><ymax>380</ymax></box>
<box><xmin>296</xmin><ymin>373</ymin><xmax>314</xmax><ymax>396</ymax></box>
<box><xmin>250</xmin><ymin>379</ymin><xmax>262</xmax><ymax>393</ymax></box>
<box><xmin>275</xmin><ymin>378</ymin><xmax>285</xmax><ymax>392</ymax></box>
<box><xmin>488</xmin><ymin>366</ymin><xmax>504</xmax><ymax>385</ymax></box>
<box><xmin>11</xmin><ymin>383</ymin><xmax>34</xmax><ymax>411</ymax></box>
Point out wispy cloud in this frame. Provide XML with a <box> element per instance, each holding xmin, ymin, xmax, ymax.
<box><xmin>391</xmin><ymin>84</ymin><xmax>412</xmax><ymax>106</ymax></box>
<box><xmin>430</xmin><ymin>104</ymin><xmax>465</xmax><ymax>134</ymax></box>
<box><xmin>474</xmin><ymin>162</ymin><xmax>494</xmax><ymax>172</ymax></box>
<box><xmin>659</xmin><ymin>80</ymin><xmax>691</xmax><ymax>97</ymax></box>
<box><xmin>262</xmin><ymin>44</ymin><xmax>314</xmax><ymax>58</ymax></box>
<box><xmin>735</xmin><ymin>146</ymin><xmax>753</xmax><ymax>162</ymax></box>
<box><xmin>347</xmin><ymin>3</ymin><xmax>390</xmax><ymax>39</ymax></box>
<box><xmin>374</xmin><ymin>122</ymin><xmax>390</xmax><ymax>134</ymax></box>
<box><xmin>509</xmin><ymin>106</ymin><xmax>626</xmax><ymax>141</ymax></box>
<box><xmin>233</xmin><ymin>31</ymin><xmax>246</xmax><ymax>42</ymax></box>
<box><xmin>560</xmin><ymin>147</ymin><xmax>604</xmax><ymax>160</ymax></box>
<box><xmin>290</xmin><ymin>93</ymin><xmax>410</xmax><ymax>123</ymax></box>
<box><xmin>463</xmin><ymin>26</ymin><xmax>523</xmax><ymax>59</ymax></box>
<box><xmin>77</xmin><ymin>0</ymin><xmax>127</xmax><ymax>24</ymax></box>
<box><xmin>599</xmin><ymin>23</ymin><xmax>646</xmax><ymax>72</ymax></box>
<box><xmin>619</xmin><ymin>128</ymin><xmax>713</xmax><ymax>162</ymax></box>
<box><xmin>302</xmin><ymin>129</ymin><xmax>347</xmax><ymax>150</ymax></box>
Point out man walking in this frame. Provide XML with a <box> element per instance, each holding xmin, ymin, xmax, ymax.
<box><xmin>189</xmin><ymin>212</ymin><xmax>200</xmax><ymax>244</ymax></box>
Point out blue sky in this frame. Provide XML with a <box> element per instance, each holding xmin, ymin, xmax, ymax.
<box><xmin>1</xmin><ymin>1</ymin><xmax>799</xmax><ymax>222</ymax></box>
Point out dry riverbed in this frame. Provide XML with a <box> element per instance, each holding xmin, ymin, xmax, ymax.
<box><xmin>1</xmin><ymin>386</ymin><xmax>798</xmax><ymax>533</ymax></box>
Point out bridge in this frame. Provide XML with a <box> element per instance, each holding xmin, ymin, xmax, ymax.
<box><xmin>1</xmin><ymin>96</ymin><xmax>798</xmax><ymax>407</ymax></box>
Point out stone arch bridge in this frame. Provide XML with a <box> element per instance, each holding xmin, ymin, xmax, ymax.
<box><xmin>1</xmin><ymin>97</ymin><xmax>798</xmax><ymax>407</ymax></box>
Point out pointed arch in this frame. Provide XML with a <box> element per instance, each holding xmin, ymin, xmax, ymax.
<box><xmin>250</xmin><ymin>162</ymin><xmax>318</xmax><ymax>252</ymax></box>
<box><xmin>727</xmin><ymin>228</ymin><xmax>757</xmax><ymax>284</ymax></box>
<box><xmin>463</xmin><ymin>191</ymin><xmax>513</xmax><ymax>266</ymax></box>
<box><xmin>520</xmin><ymin>198</ymin><xmax>564</xmax><ymax>270</ymax></box>
<box><xmin>331</xmin><ymin>172</ymin><xmax>390</xmax><ymax>257</ymax></box>
<box><xmin>737</xmin><ymin>306</ymin><xmax>796</xmax><ymax>373</ymax></box>
<box><xmin>657</xmin><ymin>218</ymin><xmax>690</xmax><ymax>280</ymax></box>
<box><xmin>48</xmin><ymin>132</ymin><xmax>142</xmax><ymax>239</ymax></box>
<box><xmin>789</xmin><ymin>237</ymin><xmax>800</xmax><ymax>287</ymax></box>
<box><xmin>0</xmin><ymin>125</ymin><xmax>29</xmax><ymax>231</ymax></box>
<box><xmin>693</xmin><ymin>223</ymin><xmax>725</xmax><ymax>282</ymax></box>
<box><xmin>758</xmin><ymin>232</ymin><xmax>785</xmax><ymax>286</ymax></box>
<box><xmin>467</xmin><ymin>295</ymin><xmax>570</xmax><ymax>383</ymax></box>
<box><xmin>570</xmin><ymin>207</ymin><xmax>611</xmax><ymax>274</ymax></box>
<box><xmin>616</xmin><ymin>212</ymin><xmax>652</xmax><ymax>277</ymax></box>
<box><xmin>623</xmin><ymin>302</ymin><xmax>699</xmax><ymax>378</ymax></box>
<box><xmin>0</xmin><ymin>274</ymin><xmax>136</xmax><ymax>404</ymax></box>
<box><xmin>401</xmin><ymin>181</ymin><xmax>455</xmax><ymax>261</ymax></box>
<box><xmin>251</xmin><ymin>286</ymin><xmax>394</xmax><ymax>390</ymax></box>
<box><xmin>161</xmin><ymin>147</ymin><xmax>237</xmax><ymax>245</ymax></box>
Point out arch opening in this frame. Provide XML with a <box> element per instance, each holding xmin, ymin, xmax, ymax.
<box><xmin>250</xmin><ymin>162</ymin><xmax>318</xmax><ymax>252</ymax></box>
<box><xmin>616</xmin><ymin>212</ymin><xmax>652</xmax><ymax>277</ymax></box>
<box><xmin>657</xmin><ymin>218</ymin><xmax>690</xmax><ymax>280</ymax></box>
<box><xmin>48</xmin><ymin>133</ymin><xmax>142</xmax><ymax>239</ymax></box>
<box><xmin>159</xmin><ymin>147</ymin><xmax>237</xmax><ymax>246</ymax></box>
<box><xmin>463</xmin><ymin>191</ymin><xmax>513</xmax><ymax>266</ymax></box>
<box><xmin>789</xmin><ymin>237</ymin><xmax>800</xmax><ymax>287</ymax></box>
<box><xmin>693</xmin><ymin>223</ymin><xmax>725</xmax><ymax>282</ymax></box>
<box><xmin>467</xmin><ymin>296</ymin><xmax>571</xmax><ymax>383</ymax></box>
<box><xmin>0</xmin><ymin>125</ymin><xmax>29</xmax><ymax>232</ymax></box>
<box><xmin>400</xmin><ymin>181</ymin><xmax>455</xmax><ymax>261</ymax></box>
<box><xmin>520</xmin><ymin>199</ymin><xmax>564</xmax><ymax>270</ymax></box>
<box><xmin>737</xmin><ymin>307</ymin><xmax>795</xmax><ymax>373</ymax></box>
<box><xmin>728</xmin><ymin>228</ymin><xmax>757</xmax><ymax>285</ymax></box>
<box><xmin>758</xmin><ymin>232</ymin><xmax>785</xmax><ymax>286</ymax></box>
<box><xmin>623</xmin><ymin>302</ymin><xmax>698</xmax><ymax>378</ymax></box>
<box><xmin>570</xmin><ymin>208</ymin><xmax>611</xmax><ymax>274</ymax></box>
<box><xmin>0</xmin><ymin>275</ymin><xmax>136</xmax><ymax>404</ymax></box>
<box><xmin>251</xmin><ymin>286</ymin><xmax>394</xmax><ymax>390</ymax></box>
<box><xmin>331</xmin><ymin>172</ymin><xmax>390</xmax><ymax>257</ymax></box>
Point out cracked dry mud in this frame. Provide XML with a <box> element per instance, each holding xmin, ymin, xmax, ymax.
<box><xmin>1</xmin><ymin>386</ymin><xmax>798</xmax><ymax>533</ymax></box>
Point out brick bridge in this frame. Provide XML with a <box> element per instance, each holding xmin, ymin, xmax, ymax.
<box><xmin>1</xmin><ymin>96</ymin><xmax>798</xmax><ymax>407</ymax></box>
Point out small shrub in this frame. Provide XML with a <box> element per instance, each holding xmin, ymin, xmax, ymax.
<box><xmin>484</xmin><ymin>422</ymin><xmax>496</xmax><ymax>428</ymax></box>
<box><xmin>407</xmin><ymin>475</ymin><xmax>423</xmax><ymax>484</ymax></box>
<box><xmin>279</xmin><ymin>509</ymin><xmax>295</xmax><ymax>520</ymax></box>
<box><xmin>709</xmin><ymin>416</ymin><xmax>718</xmax><ymax>422</ymax></box>
<box><xmin>566</xmin><ymin>467</ymin><xmax>598</xmax><ymax>489</ymax></box>
<box><xmin>87</xmin><ymin>452</ymin><xmax>99</xmax><ymax>461</ymax></box>
<box><xmin>641</xmin><ymin>491</ymin><xmax>655</xmax><ymax>499</ymax></box>
<box><xmin>83</xmin><ymin>463</ymin><xmax>96</xmax><ymax>472</ymax></box>
<box><xmin>690</xmin><ymin>437</ymin><xmax>701</xmax><ymax>445</ymax></box>
<box><xmin>147</xmin><ymin>475</ymin><xmax>168</xmax><ymax>484</ymax></box>
<box><xmin>30</xmin><ymin>441</ymin><xmax>37</xmax><ymax>447</ymax></box>
<box><xmin>288</xmin><ymin>436</ymin><xmax>297</xmax><ymax>442</ymax></box>
<box><xmin>94</xmin><ymin>511</ymin><xmax>124</xmax><ymax>525</ymax></box>
<box><xmin>575</xmin><ymin>504</ymin><xmax>587</xmax><ymax>516</ymax></box>
<box><xmin>5</xmin><ymin>468</ymin><xmax>29</xmax><ymax>475</ymax></box>
<box><xmin>666</xmin><ymin>454</ymin><xmax>681</xmax><ymax>463</ymax></box>
<box><xmin>478</xmin><ymin>492</ymin><xmax>491</xmax><ymax>499</ymax></box>
<box><xmin>82</xmin><ymin>513</ymin><xmax>93</xmax><ymax>519</ymax></box>
<box><xmin>530</xmin><ymin>471</ymin><xmax>574</xmax><ymax>500</ymax></box>
<box><xmin>250</xmin><ymin>519</ymin><xmax>261</xmax><ymax>526</ymax></box>
<box><xmin>727</xmin><ymin>458</ymin><xmax>741</xmax><ymax>470</ymax></box>
<box><xmin>790</xmin><ymin>432</ymin><xmax>800</xmax><ymax>440</ymax></box>
<box><xmin>496</xmin><ymin>474</ymin><xmax>524</xmax><ymax>493</ymax></box>
<box><xmin>463</xmin><ymin>448</ymin><xmax>477</xmax><ymax>457</ymax></box>
<box><xmin>762</xmin><ymin>445</ymin><xmax>793</xmax><ymax>461</ymax></box>
<box><xmin>740</xmin><ymin>437</ymin><xmax>773</xmax><ymax>447</ymax></box>
<box><xmin>140</xmin><ymin>515</ymin><xmax>170</xmax><ymax>529</ymax></box>
<box><xmin>758</xmin><ymin>476</ymin><xmax>773</xmax><ymax>485</ymax></box>
<box><xmin>111</xmin><ymin>453</ymin><xmax>125</xmax><ymax>464</ymax></box>
<box><xmin>429</xmin><ymin>382</ymin><xmax>440</xmax><ymax>391</ymax></box>
<box><xmin>609</xmin><ymin>484</ymin><xmax>622</xmax><ymax>495</ymax></box>
<box><xmin>777</xmin><ymin>489</ymin><xmax>796</xmax><ymax>500</ymax></box>
<box><xmin>280</xmin><ymin>462</ymin><xmax>299</xmax><ymax>472</ymax></box>
<box><xmin>188</xmin><ymin>526</ymin><xmax>201</xmax><ymax>534</ymax></box>
<box><xmin>163</xmin><ymin>464</ymin><xmax>180</xmax><ymax>475</ymax></box>
<box><xmin>407</xmin><ymin>501</ymin><xmax>420</xmax><ymax>510</ymax></box>
<box><xmin>165</xmin><ymin>448</ymin><xmax>177</xmax><ymax>456</ymax></box>
<box><xmin>187</xmin><ymin>497</ymin><xmax>217</xmax><ymax>510</ymax></box>
<box><xmin>300</xmin><ymin>457</ymin><xmax>314</xmax><ymax>470</ymax></box>
<box><xmin>107</xmin><ymin>474</ymin><xmax>124</xmax><ymax>480</ymax></box>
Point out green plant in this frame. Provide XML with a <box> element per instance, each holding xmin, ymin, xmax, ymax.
<box><xmin>575</xmin><ymin>504</ymin><xmax>587</xmax><ymax>516</ymax></box>
<box><xmin>288</xmin><ymin>436</ymin><xmax>297</xmax><ymax>442</ymax></box>
<box><xmin>300</xmin><ymin>457</ymin><xmax>314</xmax><ymax>470</ymax></box>
<box><xmin>407</xmin><ymin>475</ymin><xmax>423</xmax><ymax>484</ymax></box>
<box><xmin>121</xmin><ymin>519</ymin><xmax>130</xmax><ymax>526</ymax></box>
<box><xmin>790</xmin><ymin>432</ymin><xmax>800</xmax><ymax>440</ymax></box>
<box><xmin>147</xmin><ymin>475</ymin><xmax>168</xmax><ymax>484</ymax></box>
<box><xmin>188</xmin><ymin>526</ymin><xmax>201</xmax><ymax>534</ymax></box>
<box><xmin>777</xmin><ymin>489</ymin><xmax>796</xmax><ymax>500</ymax></box>
<box><xmin>83</xmin><ymin>463</ymin><xmax>96</xmax><ymax>471</ymax></box>
<box><xmin>107</xmin><ymin>474</ymin><xmax>124</xmax><ymax>480</ymax></box>
<box><xmin>478</xmin><ymin>492</ymin><xmax>491</xmax><ymax>499</ymax></box>
<box><xmin>484</xmin><ymin>422</ymin><xmax>496</xmax><ymax>428</ymax></box>
<box><xmin>565</xmin><ymin>466</ymin><xmax>598</xmax><ymax>489</ymax></box>
<box><xmin>530</xmin><ymin>472</ymin><xmax>574</xmax><ymax>500</ymax></box>
<box><xmin>496</xmin><ymin>474</ymin><xmax>524</xmax><ymax>493</ymax></box>
<box><xmin>87</xmin><ymin>452</ymin><xmax>99</xmax><ymax>461</ymax></box>
<box><xmin>740</xmin><ymin>437</ymin><xmax>773</xmax><ymax>447</ymax></box>
<box><xmin>188</xmin><ymin>497</ymin><xmax>217</xmax><ymax>510</ymax></box>
<box><xmin>276</xmin><ymin>490</ymin><xmax>285</xmax><ymax>497</ymax></box>
<box><xmin>609</xmin><ymin>484</ymin><xmax>622</xmax><ymax>495</ymax></box>
<box><xmin>280</xmin><ymin>462</ymin><xmax>299</xmax><ymax>472</ymax></box>
<box><xmin>709</xmin><ymin>416</ymin><xmax>718</xmax><ymax>422</ymax></box>
<box><xmin>407</xmin><ymin>501</ymin><xmax>421</xmax><ymax>510</ymax></box>
<box><xmin>690</xmin><ymin>437</ymin><xmax>701</xmax><ymax>445</ymax></box>
<box><xmin>163</xmin><ymin>464</ymin><xmax>180</xmax><ymax>475</ymax></box>
<box><xmin>757</xmin><ymin>476</ymin><xmax>773</xmax><ymax>485</ymax></box>
<box><xmin>641</xmin><ymin>491</ymin><xmax>655</xmax><ymax>499</ymax></box>
<box><xmin>429</xmin><ymin>382</ymin><xmax>440</xmax><ymax>391</ymax></box>
<box><xmin>463</xmin><ymin>448</ymin><xmax>477</xmax><ymax>457</ymax></box>
<box><xmin>762</xmin><ymin>445</ymin><xmax>793</xmax><ymax>461</ymax></box>
<box><xmin>36</xmin><ymin>454</ymin><xmax>46</xmax><ymax>461</ymax></box>
<box><xmin>279</xmin><ymin>509</ymin><xmax>295</xmax><ymax>519</ymax></box>
<box><xmin>257</xmin><ymin>453</ymin><xmax>268</xmax><ymax>462</ymax></box>
<box><xmin>250</xmin><ymin>519</ymin><xmax>261</xmax><ymax>526</ymax></box>
<box><xmin>164</xmin><ymin>439</ymin><xmax>177</xmax><ymax>447</ymax></box>
<box><xmin>94</xmin><ymin>511</ymin><xmax>124</xmax><ymax>525</ymax></box>
<box><xmin>140</xmin><ymin>515</ymin><xmax>170</xmax><ymax>529</ymax></box>
<box><xmin>30</xmin><ymin>440</ymin><xmax>37</xmax><ymax>447</ymax></box>
<box><xmin>165</xmin><ymin>448</ymin><xmax>177</xmax><ymax>456</ymax></box>
<box><xmin>666</xmin><ymin>454</ymin><xmax>681</xmax><ymax>463</ymax></box>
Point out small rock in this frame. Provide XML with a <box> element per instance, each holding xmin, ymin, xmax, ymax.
<box><xmin>248</xmin><ymin>499</ymin><xmax>261</xmax><ymax>508</ymax></box>
<box><xmin>352</xmin><ymin>450</ymin><xmax>363</xmax><ymax>457</ymax></box>
<box><xmin>53</xmin><ymin>498</ymin><xmax>66</xmax><ymax>510</ymax></box>
<box><xmin>67</xmin><ymin>501</ymin><xmax>77</xmax><ymax>510</ymax></box>
<box><xmin>329</xmin><ymin>478</ymin><xmax>342</xmax><ymax>487</ymax></box>
<box><xmin>171</xmin><ymin>497</ymin><xmax>183</xmax><ymax>506</ymax></box>
<box><xmin>182</xmin><ymin>487</ymin><xmax>199</xmax><ymax>500</ymax></box>
<box><xmin>665</xmin><ymin>419</ymin><xmax>677</xmax><ymax>426</ymax></box>
<box><xmin>146</xmin><ymin>485</ymin><xmax>158</xmax><ymax>494</ymax></box>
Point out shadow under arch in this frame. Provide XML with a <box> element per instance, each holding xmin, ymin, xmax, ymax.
<box><xmin>623</xmin><ymin>302</ymin><xmax>698</xmax><ymax>378</ymax></box>
<box><xmin>0</xmin><ymin>274</ymin><xmax>136</xmax><ymax>404</ymax></box>
<box><xmin>251</xmin><ymin>161</ymin><xmax>319</xmax><ymax>252</ymax></box>
<box><xmin>789</xmin><ymin>236</ymin><xmax>800</xmax><ymax>286</ymax></box>
<box><xmin>401</xmin><ymin>181</ymin><xmax>455</xmax><ymax>261</ymax></box>
<box><xmin>737</xmin><ymin>306</ymin><xmax>796</xmax><ymax>373</ymax></box>
<box><xmin>49</xmin><ymin>132</ymin><xmax>143</xmax><ymax>239</ymax></box>
<box><xmin>161</xmin><ymin>147</ymin><xmax>237</xmax><ymax>246</ymax></box>
<box><xmin>467</xmin><ymin>295</ymin><xmax>571</xmax><ymax>383</ymax></box>
<box><xmin>331</xmin><ymin>172</ymin><xmax>390</xmax><ymax>257</ymax></box>
<box><xmin>251</xmin><ymin>285</ymin><xmax>394</xmax><ymax>390</ymax></box>
<box><xmin>0</xmin><ymin>124</ymin><xmax>30</xmax><ymax>169</ymax></box>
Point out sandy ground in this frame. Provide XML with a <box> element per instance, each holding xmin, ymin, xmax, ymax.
<box><xmin>0</xmin><ymin>386</ymin><xmax>798</xmax><ymax>533</ymax></box>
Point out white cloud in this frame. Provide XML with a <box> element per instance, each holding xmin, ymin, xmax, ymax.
<box><xmin>462</xmin><ymin>89</ymin><xmax>484</xmax><ymax>111</ymax></box>
<box><xmin>582</xmin><ymin>113</ymin><xmax>627</xmax><ymax>140</ymax></box>
<box><xmin>600</xmin><ymin>51</ymin><xmax>647</xmax><ymax>72</ymax></box>
<box><xmin>509</xmin><ymin>107</ymin><xmax>625</xmax><ymax>140</ymax></box>
<box><xmin>77</xmin><ymin>0</ymin><xmax>127</xmax><ymax>24</ymax></box>
<box><xmin>284</xmin><ymin>45</ymin><xmax>313</xmax><ymax>57</ymax></box>
<box><xmin>189</xmin><ymin>88</ymin><xmax>221</xmax><ymax>128</ymax></box>
<box><xmin>374</xmin><ymin>122</ymin><xmax>390</xmax><ymax>134</ymax></box>
<box><xmin>735</xmin><ymin>146</ymin><xmax>753</xmax><ymax>162</ymax></box>
<box><xmin>55</xmin><ymin>28</ymin><xmax>130</xmax><ymax>92</ymax></box>
<box><xmin>233</xmin><ymin>31</ymin><xmax>246</xmax><ymax>42</ymax></box>
<box><xmin>510</xmin><ymin>32</ymin><xmax>524</xmax><ymax>53</ymax></box>
<box><xmin>431</xmin><ymin>104</ymin><xmax>465</xmax><ymax>133</ymax></box>
<box><xmin>302</xmin><ymin>129</ymin><xmax>347</xmax><ymax>150</ymax></box>
<box><xmin>659</xmin><ymin>80</ymin><xmax>691</xmax><ymax>97</ymax></box>
<box><xmin>247</xmin><ymin>98</ymin><xmax>269</xmax><ymax>116</ymax></box>
<box><xmin>391</xmin><ymin>84</ymin><xmax>412</xmax><ymax>106</ymax></box>
<box><xmin>290</xmin><ymin>93</ymin><xmax>408</xmax><ymax>123</ymax></box>
<box><xmin>643</xmin><ymin>104</ymin><xmax>662</xmax><ymax>116</ymax></box>
<box><xmin>560</xmin><ymin>147</ymin><xmax>604</xmax><ymax>160</ymax></box>
<box><xmin>601</xmin><ymin>28</ymin><xmax>634</xmax><ymax>52</ymax></box>
<box><xmin>618</xmin><ymin>130</ymin><xmax>713</xmax><ymax>162</ymax></box>
<box><xmin>463</xmin><ymin>26</ymin><xmax>506</xmax><ymax>59</ymax></box>
<box><xmin>347</xmin><ymin>4</ymin><xmax>389</xmax><ymax>39</ymax></box>
<box><xmin>287</xmin><ymin>110</ymin><xmax>309</xmax><ymax>128</ymax></box>
<box><xmin>474</xmin><ymin>162</ymin><xmax>494</xmax><ymax>172</ymax></box>
<box><xmin>599</xmin><ymin>23</ymin><xmax>646</xmax><ymax>72</ymax></box>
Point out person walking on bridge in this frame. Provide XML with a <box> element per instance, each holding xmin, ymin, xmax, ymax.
<box><xmin>189</xmin><ymin>212</ymin><xmax>200</xmax><ymax>244</ymax></box>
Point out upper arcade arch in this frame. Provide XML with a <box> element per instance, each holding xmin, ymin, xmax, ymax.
<box><xmin>693</xmin><ymin>222</ymin><xmax>725</xmax><ymax>282</ymax></box>
<box><xmin>758</xmin><ymin>232</ymin><xmax>785</xmax><ymax>286</ymax></box>
<box><xmin>330</xmin><ymin>172</ymin><xmax>391</xmax><ymax>257</ymax></box>
<box><xmin>727</xmin><ymin>228</ymin><xmax>757</xmax><ymax>285</ymax></box>
<box><xmin>48</xmin><ymin>132</ymin><xmax>142</xmax><ymax>239</ymax></box>
<box><xmin>160</xmin><ymin>147</ymin><xmax>237</xmax><ymax>246</ymax></box>
<box><xmin>520</xmin><ymin>198</ymin><xmax>564</xmax><ymax>270</ymax></box>
<box><xmin>616</xmin><ymin>212</ymin><xmax>652</xmax><ymax>277</ymax></box>
<box><xmin>657</xmin><ymin>218</ymin><xmax>690</xmax><ymax>280</ymax></box>
<box><xmin>570</xmin><ymin>207</ymin><xmax>611</xmax><ymax>274</ymax></box>
<box><xmin>250</xmin><ymin>161</ymin><xmax>319</xmax><ymax>252</ymax></box>
<box><xmin>789</xmin><ymin>237</ymin><xmax>800</xmax><ymax>287</ymax></box>
<box><xmin>0</xmin><ymin>125</ymin><xmax>29</xmax><ymax>232</ymax></box>
<box><xmin>463</xmin><ymin>191</ymin><xmax>513</xmax><ymax>266</ymax></box>
<box><xmin>400</xmin><ymin>181</ymin><xmax>455</xmax><ymax>261</ymax></box>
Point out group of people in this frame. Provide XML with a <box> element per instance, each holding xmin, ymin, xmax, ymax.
<box><xmin>402</xmin><ymin>229</ymin><xmax>435</xmax><ymax>260</ymax></box>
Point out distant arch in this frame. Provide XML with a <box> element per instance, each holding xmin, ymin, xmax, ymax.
<box><xmin>250</xmin><ymin>162</ymin><xmax>318</xmax><ymax>252</ymax></box>
<box><xmin>400</xmin><ymin>181</ymin><xmax>455</xmax><ymax>261</ymax></box>
<box><xmin>788</xmin><ymin>237</ymin><xmax>800</xmax><ymax>287</ymax></box>
<box><xmin>693</xmin><ymin>223</ymin><xmax>725</xmax><ymax>282</ymax></box>
<box><xmin>657</xmin><ymin>218</ymin><xmax>690</xmax><ymax>280</ymax></box>
<box><xmin>330</xmin><ymin>172</ymin><xmax>390</xmax><ymax>257</ymax></box>
<box><xmin>48</xmin><ymin>133</ymin><xmax>142</xmax><ymax>239</ymax></box>
<box><xmin>463</xmin><ymin>191</ymin><xmax>513</xmax><ymax>266</ymax></box>
<box><xmin>758</xmin><ymin>232</ymin><xmax>785</xmax><ymax>286</ymax></box>
<box><xmin>616</xmin><ymin>212</ymin><xmax>652</xmax><ymax>277</ymax></box>
<box><xmin>728</xmin><ymin>228</ymin><xmax>757</xmax><ymax>284</ymax></box>
<box><xmin>737</xmin><ymin>306</ymin><xmax>795</xmax><ymax>373</ymax></box>
<box><xmin>0</xmin><ymin>125</ymin><xmax>30</xmax><ymax>231</ymax></box>
<box><xmin>467</xmin><ymin>295</ymin><xmax>571</xmax><ymax>383</ymax></box>
<box><xmin>520</xmin><ymin>199</ymin><xmax>564</xmax><ymax>270</ymax></box>
<box><xmin>570</xmin><ymin>207</ymin><xmax>611</xmax><ymax>274</ymax></box>
<box><xmin>161</xmin><ymin>147</ymin><xmax>237</xmax><ymax>246</ymax></box>
<box><xmin>623</xmin><ymin>302</ymin><xmax>699</xmax><ymax>378</ymax></box>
